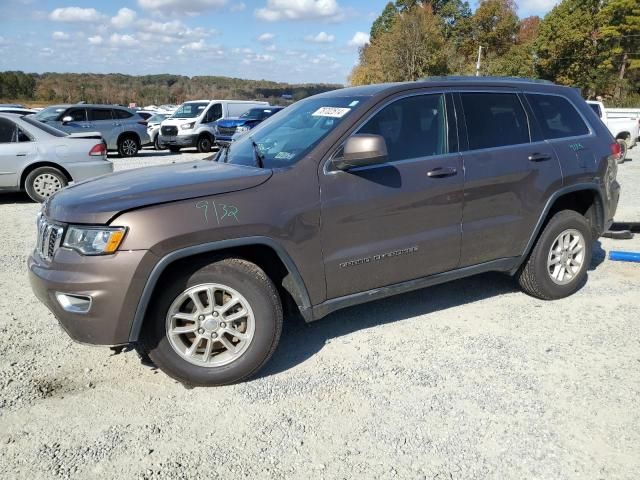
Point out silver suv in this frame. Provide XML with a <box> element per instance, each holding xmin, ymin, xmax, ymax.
<box><xmin>35</xmin><ymin>104</ymin><xmax>150</xmax><ymax>157</ymax></box>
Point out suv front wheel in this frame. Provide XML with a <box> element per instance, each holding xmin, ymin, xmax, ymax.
<box><xmin>142</xmin><ymin>258</ymin><xmax>283</xmax><ymax>386</ymax></box>
<box><xmin>517</xmin><ymin>210</ymin><xmax>592</xmax><ymax>300</ymax></box>
<box><xmin>118</xmin><ymin>135</ymin><xmax>139</xmax><ymax>157</ymax></box>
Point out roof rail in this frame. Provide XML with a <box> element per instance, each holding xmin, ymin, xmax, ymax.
<box><xmin>419</xmin><ymin>75</ymin><xmax>554</xmax><ymax>85</ymax></box>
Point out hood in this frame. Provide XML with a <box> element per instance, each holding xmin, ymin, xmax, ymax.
<box><xmin>217</xmin><ymin>118</ymin><xmax>254</xmax><ymax>128</ymax></box>
<box><xmin>45</xmin><ymin>160</ymin><xmax>272</xmax><ymax>224</ymax></box>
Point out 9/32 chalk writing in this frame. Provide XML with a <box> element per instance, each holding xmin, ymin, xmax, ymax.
<box><xmin>195</xmin><ymin>200</ymin><xmax>240</xmax><ymax>225</ymax></box>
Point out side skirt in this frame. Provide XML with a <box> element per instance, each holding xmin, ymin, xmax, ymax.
<box><xmin>305</xmin><ymin>257</ymin><xmax>520</xmax><ymax>322</ymax></box>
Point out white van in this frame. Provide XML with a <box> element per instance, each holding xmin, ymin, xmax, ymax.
<box><xmin>159</xmin><ymin>100</ymin><xmax>269</xmax><ymax>153</ymax></box>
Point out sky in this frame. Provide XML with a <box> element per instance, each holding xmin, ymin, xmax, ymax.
<box><xmin>0</xmin><ymin>0</ymin><xmax>558</xmax><ymax>85</ymax></box>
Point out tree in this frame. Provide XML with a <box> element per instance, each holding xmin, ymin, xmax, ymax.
<box><xmin>472</xmin><ymin>0</ymin><xmax>519</xmax><ymax>56</ymax></box>
<box><xmin>352</xmin><ymin>5</ymin><xmax>448</xmax><ymax>85</ymax></box>
<box><xmin>370</xmin><ymin>2</ymin><xmax>398</xmax><ymax>41</ymax></box>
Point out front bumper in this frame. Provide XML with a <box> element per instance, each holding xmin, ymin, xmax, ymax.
<box><xmin>28</xmin><ymin>247</ymin><xmax>158</xmax><ymax>346</ymax></box>
<box><xmin>159</xmin><ymin>133</ymin><xmax>198</xmax><ymax>148</ymax></box>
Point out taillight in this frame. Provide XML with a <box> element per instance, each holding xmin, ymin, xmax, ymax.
<box><xmin>610</xmin><ymin>142</ymin><xmax>621</xmax><ymax>160</ymax></box>
<box><xmin>89</xmin><ymin>143</ymin><xmax>107</xmax><ymax>157</ymax></box>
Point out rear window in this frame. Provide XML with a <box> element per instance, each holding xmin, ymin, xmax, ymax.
<box><xmin>526</xmin><ymin>94</ymin><xmax>589</xmax><ymax>139</ymax></box>
<box><xmin>22</xmin><ymin>115</ymin><xmax>68</xmax><ymax>137</ymax></box>
<box><xmin>461</xmin><ymin>93</ymin><xmax>530</xmax><ymax>150</ymax></box>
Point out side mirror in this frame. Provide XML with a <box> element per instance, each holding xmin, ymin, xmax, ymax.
<box><xmin>62</xmin><ymin>116</ymin><xmax>73</xmax><ymax>123</ymax></box>
<box><xmin>332</xmin><ymin>134</ymin><xmax>388</xmax><ymax>171</ymax></box>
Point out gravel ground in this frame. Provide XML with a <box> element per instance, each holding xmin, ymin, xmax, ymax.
<box><xmin>0</xmin><ymin>147</ymin><xmax>639</xmax><ymax>480</ymax></box>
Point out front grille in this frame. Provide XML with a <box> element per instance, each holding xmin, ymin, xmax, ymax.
<box><xmin>36</xmin><ymin>215</ymin><xmax>64</xmax><ymax>262</ymax></box>
<box><xmin>217</xmin><ymin>126</ymin><xmax>237</xmax><ymax>136</ymax></box>
<box><xmin>161</xmin><ymin>125</ymin><xmax>178</xmax><ymax>136</ymax></box>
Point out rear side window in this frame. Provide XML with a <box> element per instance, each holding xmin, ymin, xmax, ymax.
<box><xmin>0</xmin><ymin>118</ymin><xmax>16</xmax><ymax>143</ymax></box>
<box><xmin>113</xmin><ymin>109</ymin><xmax>133</xmax><ymax>119</ymax></box>
<box><xmin>588</xmin><ymin>103</ymin><xmax>602</xmax><ymax>118</ymax></box>
<box><xmin>526</xmin><ymin>94</ymin><xmax>589</xmax><ymax>139</ymax></box>
<box><xmin>89</xmin><ymin>108</ymin><xmax>113</xmax><ymax>121</ymax></box>
<box><xmin>461</xmin><ymin>93</ymin><xmax>530</xmax><ymax>150</ymax></box>
<box><xmin>358</xmin><ymin>93</ymin><xmax>447</xmax><ymax>162</ymax></box>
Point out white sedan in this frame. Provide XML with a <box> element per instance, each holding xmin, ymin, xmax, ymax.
<box><xmin>0</xmin><ymin>113</ymin><xmax>113</xmax><ymax>202</ymax></box>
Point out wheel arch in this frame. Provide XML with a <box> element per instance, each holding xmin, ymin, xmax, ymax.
<box><xmin>20</xmin><ymin>161</ymin><xmax>72</xmax><ymax>189</ymax></box>
<box><xmin>615</xmin><ymin>131</ymin><xmax>630</xmax><ymax>141</ymax></box>
<box><xmin>515</xmin><ymin>184</ymin><xmax>604</xmax><ymax>274</ymax></box>
<box><xmin>128</xmin><ymin>236</ymin><xmax>312</xmax><ymax>342</ymax></box>
<box><xmin>117</xmin><ymin>131</ymin><xmax>140</xmax><ymax>146</ymax></box>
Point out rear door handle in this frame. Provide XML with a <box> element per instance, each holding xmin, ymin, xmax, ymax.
<box><xmin>427</xmin><ymin>166</ymin><xmax>457</xmax><ymax>178</ymax></box>
<box><xmin>528</xmin><ymin>152</ymin><xmax>552</xmax><ymax>162</ymax></box>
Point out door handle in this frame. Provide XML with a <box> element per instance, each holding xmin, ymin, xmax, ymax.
<box><xmin>427</xmin><ymin>166</ymin><xmax>457</xmax><ymax>178</ymax></box>
<box><xmin>16</xmin><ymin>152</ymin><xmax>27</xmax><ymax>157</ymax></box>
<box><xmin>528</xmin><ymin>152</ymin><xmax>552</xmax><ymax>162</ymax></box>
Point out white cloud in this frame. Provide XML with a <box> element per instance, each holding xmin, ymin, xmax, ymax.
<box><xmin>305</xmin><ymin>31</ymin><xmax>334</xmax><ymax>43</ymax></box>
<box><xmin>135</xmin><ymin>19</ymin><xmax>213</xmax><ymax>41</ymax></box>
<box><xmin>255</xmin><ymin>0</ymin><xmax>343</xmax><ymax>22</ymax></box>
<box><xmin>0</xmin><ymin>36</ymin><xmax>7</xmax><ymax>46</ymax></box>
<box><xmin>88</xmin><ymin>35</ymin><xmax>103</xmax><ymax>45</ymax></box>
<box><xmin>49</xmin><ymin>7</ymin><xmax>105</xmax><ymax>22</ymax></box>
<box><xmin>518</xmin><ymin>0</ymin><xmax>558</xmax><ymax>15</ymax></box>
<box><xmin>111</xmin><ymin>8</ymin><xmax>137</xmax><ymax>29</ymax></box>
<box><xmin>179</xmin><ymin>39</ymin><xmax>206</xmax><ymax>53</ymax></box>
<box><xmin>52</xmin><ymin>31</ymin><xmax>70</xmax><ymax>41</ymax></box>
<box><xmin>109</xmin><ymin>33</ymin><xmax>138</xmax><ymax>48</ymax></box>
<box><xmin>265</xmin><ymin>44</ymin><xmax>277</xmax><ymax>52</ymax></box>
<box><xmin>348</xmin><ymin>31</ymin><xmax>369</xmax><ymax>48</ymax></box>
<box><xmin>258</xmin><ymin>32</ymin><xmax>275</xmax><ymax>43</ymax></box>
<box><xmin>230</xmin><ymin>2</ymin><xmax>246</xmax><ymax>12</ymax></box>
<box><xmin>40</xmin><ymin>47</ymin><xmax>54</xmax><ymax>56</ymax></box>
<box><xmin>138</xmin><ymin>0</ymin><xmax>227</xmax><ymax>16</ymax></box>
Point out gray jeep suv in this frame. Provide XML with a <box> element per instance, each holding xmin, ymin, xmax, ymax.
<box><xmin>35</xmin><ymin>104</ymin><xmax>150</xmax><ymax>157</ymax></box>
<box><xmin>28</xmin><ymin>77</ymin><xmax>620</xmax><ymax>386</ymax></box>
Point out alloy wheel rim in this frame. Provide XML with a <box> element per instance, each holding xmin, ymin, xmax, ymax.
<box><xmin>33</xmin><ymin>173</ymin><xmax>62</xmax><ymax>198</ymax></box>
<box><xmin>122</xmin><ymin>139</ymin><xmax>137</xmax><ymax>155</ymax></box>
<box><xmin>547</xmin><ymin>228</ymin><xmax>586</xmax><ymax>285</ymax></box>
<box><xmin>165</xmin><ymin>283</ymin><xmax>255</xmax><ymax>367</ymax></box>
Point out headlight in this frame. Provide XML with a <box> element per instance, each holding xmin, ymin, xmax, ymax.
<box><xmin>63</xmin><ymin>226</ymin><xmax>127</xmax><ymax>255</ymax></box>
<box><xmin>180</xmin><ymin>122</ymin><xmax>195</xmax><ymax>130</ymax></box>
<box><xmin>235</xmin><ymin>125</ymin><xmax>250</xmax><ymax>133</ymax></box>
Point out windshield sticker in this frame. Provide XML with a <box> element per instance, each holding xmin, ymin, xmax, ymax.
<box><xmin>348</xmin><ymin>101</ymin><xmax>360</xmax><ymax>107</ymax></box>
<box><xmin>312</xmin><ymin>107</ymin><xmax>351</xmax><ymax>118</ymax></box>
<box><xmin>275</xmin><ymin>151</ymin><xmax>294</xmax><ymax>160</ymax></box>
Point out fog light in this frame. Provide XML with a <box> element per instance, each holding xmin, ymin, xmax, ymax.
<box><xmin>55</xmin><ymin>293</ymin><xmax>92</xmax><ymax>314</ymax></box>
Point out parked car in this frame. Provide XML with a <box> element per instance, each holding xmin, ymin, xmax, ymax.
<box><xmin>0</xmin><ymin>107</ymin><xmax>36</xmax><ymax>115</ymax></box>
<box><xmin>29</xmin><ymin>77</ymin><xmax>620</xmax><ymax>386</ymax></box>
<box><xmin>215</xmin><ymin>106</ymin><xmax>285</xmax><ymax>147</ymax></box>
<box><xmin>159</xmin><ymin>100</ymin><xmax>269</xmax><ymax>153</ymax></box>
<box><xmin>587</xmin><ymin>100</ymin><xmax>639</xmax><ymax>162</ymax></box>
<box><xmin>146</xmin><ymin>113</ymin><xmax>170</xmax><ymax>150</ymax></box>
<box><xmin>0</xmin><ymin>113</ymin><xmax>112</xmax><ymax>202</ymax></box>
<box><xmin>34</xmin><ymin>104</ymin><xmax>150</xmax><ymax>157</ymax></box>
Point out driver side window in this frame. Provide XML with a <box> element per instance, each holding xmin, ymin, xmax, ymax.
<box><xmin>358</xmin><ymin>94</ymin><xmax>447</xmax><ymax>162</ymax></box>
<box><xmin>64</xmin><ymin>108</ymin><xmax>87</xmax><ymax>122</ymax></box>
<box><xmin>205</xmin><ymin>104</ymin><xmax>222</xmax><ymax>123</ymax></box>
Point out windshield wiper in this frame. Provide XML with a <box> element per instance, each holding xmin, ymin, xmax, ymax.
<box><xmin>250</xmin><ymin>136</ymin><xmax>264</xmax><ymax>169</ymax></box>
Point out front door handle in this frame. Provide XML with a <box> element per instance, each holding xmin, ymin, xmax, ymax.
<box><xmin>427</xmin><ymin>166</ymin><xmax>457</xmax><ymax>178</ymax></box>
<box><xmin>16</xmin><ymin>152</ymin><xmax>27</xmax><ymax>157</ymax></box>
<box><xmin>528</xmin><ymin>152</ymin><xmax>552</xmax><ymax>162</ymax></box>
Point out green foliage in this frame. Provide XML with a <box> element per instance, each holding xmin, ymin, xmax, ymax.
<box><xmin>0</xmin><ymin>72</ymin><xmax>341</xmax><ymax>105</ymax></box>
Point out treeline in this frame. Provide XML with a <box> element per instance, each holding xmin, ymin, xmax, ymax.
<box><xmin>351</xmin><ymin>0</ymin><xmax>640</xmax><ymax>106</ymax></box>
<box><xmin>0</xmin><ymin>71</ymin><xmax>342</xmax><ymax>106</ymax></box>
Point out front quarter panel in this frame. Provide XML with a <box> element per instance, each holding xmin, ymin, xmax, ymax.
<box><xmin>113</xmin><ymin>160</ymin><xmax>326</xmax><ymax>305</ymax></box>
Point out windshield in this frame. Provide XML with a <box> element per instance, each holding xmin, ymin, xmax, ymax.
<box><xmin>148</xmin><ymin>114</ymin><xmax>167</xmax><ymax>123</ymax></box>
<box><xmin>22</xmin><ymin>115</ymin><xmax>68</xmax><ymax>137</ymax></box>
<box><xmin>220</xmin><ymin>95</ymin><xmax>363</xmax><ymax>169</ymax></box>
<box><xmin>35</xmin><ymin>106</ymin><xmax>67</xmax><ymax>122</ymax></box>
<box><xmin>171</xmin><ymin>102</ymin><xmax>208</xmax><ymax>118</ymax></box>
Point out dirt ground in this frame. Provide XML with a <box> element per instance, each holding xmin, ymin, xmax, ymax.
<box><xmin>1</xmin><ymin>147</ymin><xmax>639</xmax><ymax>479</ymax></box>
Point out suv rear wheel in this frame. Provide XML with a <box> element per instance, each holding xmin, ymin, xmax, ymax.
<box><xmin>517</xmin><ymin>210</ymin><xmax>592</xmax><ymax>300</ymax></box>
<box><xmin>142</xmin><ymin>258</ymin><xmax>283</xmax><ymax>386</ymax></box>
<box><xmin>24</xmin><ymin>166</ymin><xmax>68</xmax><ymax>203</ymax></box>
<box><xmin>118</xmin><ymin>135</ymin><xmax>139</xmax><ymax>157</ymax></box>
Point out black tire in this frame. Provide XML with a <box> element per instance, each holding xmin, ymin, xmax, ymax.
<box><xmin>169</xmin><ymin>146</ymin><xmax>181</xmax><ymax>153</ymax></box>
<box><xmin>617</xmin><ymin>139</ymin><xmax>627</xmax><ymax>164</ymax></box>
<box><xmin>118</xmin><ymin>135</ymin><xmax>139</xmax><ymax>157</ymax></box>
<box><xmin>517</xmin><ymin>210</ymin><xmax>592</xmax><ymax>300</ymax></box>
<box><xmin>197</xmin><ymin>134</ymin><xmax>213</xmax><ymax>153</ymax></box>
<box><xmin>154</xmin><ymin>135</ymin><xmax>163</xmax><ymax>150</ymax></box>
<box><xmin>24</xmin><ymin>166</ymin><xmax>68</xmax><ymax>203</ymax></box>
<box><xmin>142</xmin><ymin>258</ymin><xmax>283</xmax><ymax>386</ymax></box>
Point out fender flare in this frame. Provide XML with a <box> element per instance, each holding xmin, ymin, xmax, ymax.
<box><xmin>513</xmin><ymin>183</ymin><xmax>605</xmax><ymax>274</ymax></box>
<box><xmin>128</xmin><ymin>236</ymin><xmax>312</xmax><ymax>342</ymax></box>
